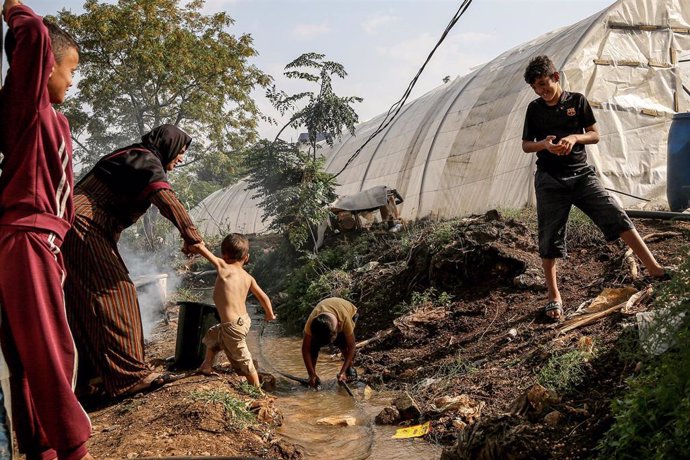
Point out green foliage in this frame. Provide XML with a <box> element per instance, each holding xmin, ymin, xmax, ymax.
<box><xmin>267</xmin><ymin>52</ymin><xmax>362</xmax><ymax>156</ymax></box>
<box><xmin>54</xmin><ymin>0</ymin><xmax>270</xmax><ymax>200</ymax></box>
<box><xmin>190</xmin><ymin>389</ymin><xmax>255</xmax><ymax>428</ymax></box>
<box><xmin>395</xmin><ymin>288</ymin><xmax>453</xmax><ymax>315</ymax></box>
<box><xmin>428</xmin><ymin>220</ymin><xmax>459</xmax><ymax>250</ymax></box>
<box><xmin>538</xmin><ymin>349</ymin><xmax>593</xmax><ymax>394</ymax></box>
<box><xmin>245</xmin><ymin>140</ymin><xmax>336</xmax><ymax>251</ymax></box>
<box><xmin>246</xmin><ymin>53</ymin><xmax>362</xmax><ymax>252</ymax></box>
<box><xmin>599</xmin><ymin>250</ymin><xmax>690</xmax><ymax>459</ymax></box>
<box><xmin>237</xmin><ymin>381</ymin><xmax>263</xmax><ymax>399</ymax></box>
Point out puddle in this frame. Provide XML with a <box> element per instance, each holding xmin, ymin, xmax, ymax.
<box><xmin>248</xmin><ymin>317</ymin><xmax>441</xmax><ymax>460</ymax></box>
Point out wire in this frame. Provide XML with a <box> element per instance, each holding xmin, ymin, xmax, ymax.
<box><xmin>333</xmin><ymin>0</ymin><xmax>475</xmax><ymax>178</ymax></box>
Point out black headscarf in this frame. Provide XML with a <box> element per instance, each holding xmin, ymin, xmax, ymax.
<box><xmin>141</xmin><ymin>124</ymin><xmax>192</xmax><ymax>167</ymax></box>
<box><xmin>87</xmin><ymin>124</ymin><xmax>193</xmax><ymax>202</ymax></box>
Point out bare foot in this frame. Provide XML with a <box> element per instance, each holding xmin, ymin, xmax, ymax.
<box><xmin>195</xmin><ymin>367</ymin><xmax>218</xmax><ymax>376</ymax></box>
<box><xmin>125</xmin><ymin>372</ymin><xmax>161</xmax><ymax>395</ymax></box>
<box><xmin>80</xmin><ymin>454</ymin><xmax>95</xmax><ymax>460</ymax></box>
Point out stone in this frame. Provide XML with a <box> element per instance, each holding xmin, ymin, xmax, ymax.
<box><xmin>527</xmin><ymin>384</ymin><xmax>560</xmax><ymax>414</ymax></box>
<box><xmin>375</xmin><ymin>406</ymin><xmax>400</xmax><ymax>425</ymax></box>
<box><xmin>393</xmin><ymin>391</ymin><xmax>422</xmax><ymax>421</ymax></box>
<box><xmin>258</xmin><ymin>371</ymin><xmax>277</xmax><ymax>392</ymax></box>
<box><xmin>363</xmin><ymin>385</ymin><xmax>374</xmax><ymax>400</ymax></box>
<box><xmin>513</xmin><ymin>268</ymin><xmax>545</xmax><ymax>290</ymax></box>
<box><xmin>316</xmin><ymin>415</ymin><xmax>357</xmax><ymax>426</ymax></box>
<box><xmin>544</xmin><ymin>410</ymin><xmax>563</xmax><ymax>426</ymax></box>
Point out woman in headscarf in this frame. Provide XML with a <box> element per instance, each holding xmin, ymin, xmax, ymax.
<box><xmin>63</xmin><ymin>124</ymin><xmax>204</xmax><ymax>397</ymax></box>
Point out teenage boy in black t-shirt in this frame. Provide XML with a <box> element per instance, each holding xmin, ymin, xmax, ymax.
<box><xmin>521</xmin><ymin>55</ymin><xmax>667</xmax><ymax>321</ymax></box>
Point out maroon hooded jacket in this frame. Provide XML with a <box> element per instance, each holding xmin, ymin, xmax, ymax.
<box><xmin>0</xmin><ymin>5</ymin><xmax>74</xmax><ymax>242</ymax></box>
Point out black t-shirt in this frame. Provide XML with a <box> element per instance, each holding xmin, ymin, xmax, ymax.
<box><xmin>522</xmin><ymin>91</ymin><xmax>596</xmax><ymax>176</ymax></box>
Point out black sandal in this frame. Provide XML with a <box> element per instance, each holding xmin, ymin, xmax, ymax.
<box><xmin>543</xmin><ymin>301</ymin><xmax>563</xmax><ymax>322</ymax></box>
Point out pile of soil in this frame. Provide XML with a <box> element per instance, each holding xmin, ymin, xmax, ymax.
<box><xmin>352</xmin><ymin>214</ymin><xmax>689</xmax><ymax>459</ymax></box>
<box><xmin>83</xmin><ymin>305</ymin><xmax>302</xmax><ymax>459</ymax></box>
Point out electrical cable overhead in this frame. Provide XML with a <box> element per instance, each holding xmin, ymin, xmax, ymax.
<box><xmin>333</xmin><ymin>0</ymin><xmax>474</xmax><ymax>178</ymax></box>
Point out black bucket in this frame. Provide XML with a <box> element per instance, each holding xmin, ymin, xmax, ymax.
<box><xmin>172</xmin><ymin>301</ymin><xmax>220</xmax><ymax>370</ymax></box>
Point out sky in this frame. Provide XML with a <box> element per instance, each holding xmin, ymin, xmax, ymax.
<box><xmin>16</xmin><ymin>0</ymin><xmax>614</xmax><ymax>140</ymax></box>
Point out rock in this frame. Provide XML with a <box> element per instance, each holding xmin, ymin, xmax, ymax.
<box><xmin>363</xmin><ymin>385</ymin><xmax>374</xmax><ymax>400</ymax></box>
<box><xmin>393</xmin><ymin>391</ymin><xmax>422</xmax><ymax>421</ymax></box>
<box><xmin>544</xmin><ymin>410</ymin><xmax>563</xmax><ymax>426</ymax></box>
<box><xmin>249</xmin><ymin>398</ymin><xmax>283</xmax><ymax>425</ymax></box>
<box><xmin>527</xmin><ymin>384</ymin><xmax>560</xmax><ymax>414</ymax></box>
<box><xmin>484</xmin><ymin>209</ymin><xmax>501</xmax><ymax>221</ymax></box>
<box><xmin>513</xmin><ymin>268</ymin><xmax>545</xmax><ymax>290</ymax></box>
<box><xmin>316</xmin><ymin>415</ymin><xmax>357</xmax><ymax>426</ymax></box>
<box><xmin>562</xmin><ymin>404</ymin><xmax>590</xmax><ymax>419</ymax></box>
<box><xmin>375</xmin><ymin>406</ymin><xmax>400</xmax><ymax>425</ymax></box>
<box><xmin>258</xmin><ymin>371</ymin><xmax>277</xmax><ymax>392</ymax></box>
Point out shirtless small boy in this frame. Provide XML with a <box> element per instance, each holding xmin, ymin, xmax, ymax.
<box><xmin>193</xmin><ymin>233</ymin><xmax>276</xmax><ymax>387</ymax></box>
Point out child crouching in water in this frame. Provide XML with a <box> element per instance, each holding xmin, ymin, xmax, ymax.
<box><xmin>192</xmin><ymin>233</ymin><xmax>276</xmax><ymax>387</ymax></box>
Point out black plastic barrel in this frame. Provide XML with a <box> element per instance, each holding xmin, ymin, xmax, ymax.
<box><xmin>173</xmin><ymin>301</ymin><xmax>220</xmax><ymax>370</ymax></box>
<box><xmin>667</xmin><ymin>112</ymin><xmax>690</xmax><ymax>211</ymax></box>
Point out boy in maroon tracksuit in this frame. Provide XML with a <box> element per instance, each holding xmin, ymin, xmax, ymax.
<box><xmin>0</xmin><ymin>1</ymin><xmax>93</xmax><ymax>458</ymax></box>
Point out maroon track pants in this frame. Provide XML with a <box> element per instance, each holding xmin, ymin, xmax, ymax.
<box><xmin>0</xmin><ymin>228</ymin><xmax>91</xmax><ymax>460</ymax></box>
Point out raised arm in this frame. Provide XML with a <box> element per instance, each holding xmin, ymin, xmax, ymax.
<box><xmin>3</xmin><ymin>2</ymin><xmax>54</xmax><ymax>111</ymax></box>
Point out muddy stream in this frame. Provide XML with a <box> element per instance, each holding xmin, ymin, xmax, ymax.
<box><xmin>244</xmin><ymin>309</ymin><xmax>441</xmax><ymax>460</ymax></box>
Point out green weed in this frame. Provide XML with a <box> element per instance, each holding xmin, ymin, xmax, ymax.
<box><xmin>598</xmin><ymin>248</ymin><xmax>690</xmax><ymax>459</ymax></box>
<box><xmin>237</xmin><ymin>381</ymin><xmax>263</xmax><ymax>399</ymax></box>
<box><xmin>190</xmin><ymin>389</ymin><xmax>255</xmax><ymax>428</ymax></box>
<box><xmin>537</xmin><ymin>349</ymin><xmax>592</xmax><ymax>394</ymax></box>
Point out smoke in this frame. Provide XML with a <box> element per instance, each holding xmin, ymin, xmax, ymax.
<box><xmin>118</xmin><ymin>241</ymin><xmax>181</xmax><ymax>339</ymax></box>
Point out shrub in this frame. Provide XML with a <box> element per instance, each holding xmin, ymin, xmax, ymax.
<box><xmin>598</xmin><ymin>249</ymin><xmax>690</xmax><ymax>459</ymax></box>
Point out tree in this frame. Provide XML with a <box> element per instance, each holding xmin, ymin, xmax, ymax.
<box><xmin>55</xmin><ymin>0</ymin><xmax>271</xmax><ymax>199</ymax></box>
<box><xmin>246</xmin><ymin>53</ymin><xmax>362</xmax><ymax>252</ymax></box>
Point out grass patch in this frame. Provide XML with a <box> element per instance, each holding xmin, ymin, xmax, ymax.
<box><xmin>237</xmin><ymin>381</ymin><xmax>263</xmax><ymax>399</ymax></box>
<box><xmin>537</xmin><ymin>349</ymin><xmax>592</xmax><ymax>394</ymax></box>
<box><xmin>394</xmin><ymin>288</ymin><xmax>453</xmax><ymax>315</ymax></box>
<box><xmin>190</xmin><ymin>389</ymin><xmax>255</xmax><ymax>428</ymax></box>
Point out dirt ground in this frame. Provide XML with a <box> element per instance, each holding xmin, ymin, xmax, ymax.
<box><xmin>74</xmin><ymin>213</ymin><xmax>688</xmax><ymax>459</ymax></box>
<box><xmin>80</xmin><ymin>309</ymin><xmax>302</xmax><ymax>459</ymax></box>
<box><xmin>353</xmin><ymin>216</ymin><xmax>690</xmax><ymax>459</ymax></box>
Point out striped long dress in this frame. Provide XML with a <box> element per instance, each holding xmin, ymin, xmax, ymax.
<box><xmin>63</xmin><ymin>174</ymin><xmax>202</xmax><ymax>397</ymax></box>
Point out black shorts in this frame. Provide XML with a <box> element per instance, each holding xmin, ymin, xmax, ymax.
<box><xmin>535</xmin><ymin>166</ymin><xmax>634</xmax><ymax>259</ymax></box>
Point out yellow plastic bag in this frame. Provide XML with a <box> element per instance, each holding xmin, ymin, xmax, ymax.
<box><xmin>392</xmin><ymin>421</ymin><xmax>431</xmax><ymax>439</ymax></box>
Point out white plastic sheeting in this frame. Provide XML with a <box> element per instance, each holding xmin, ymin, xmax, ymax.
<box><xmin>191</xmin><ymin>0</ymin><xmax>690</xmax><ymax>237</ymax></box>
